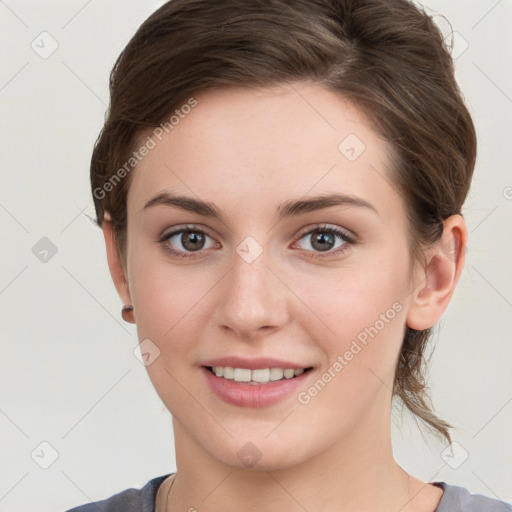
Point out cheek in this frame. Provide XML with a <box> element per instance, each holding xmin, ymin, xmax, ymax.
<box><xmin>128</xmin><ymin>254</ymin><xmax>193</xmax><ymax>344</ymax></box>
<box><xmin>295</xmin><ymin>276</ymin><xmax>407</xmax><ymax>433</ymax></box>
<box><xmin>128</xmin><ymin>259</ymin><xmax>210</xmax><ymax>413</ymax></box>
<box><xmin>294</xmin><ymin>258</ymin><xmax>409</xmax><ymax>385</ymax></box>
<box><xmin>300</xmin><ymin>256</ymin><xmax>407</xmax><ymax>335</ymax></box>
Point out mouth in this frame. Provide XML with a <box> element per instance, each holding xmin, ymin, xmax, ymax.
<box><xmin>200</xmin><ymin>355</ymin><xmax>316</xmax><ymax>407</ymax></box>
<box><xmin>204</xmin><ymin>365</ymin><xmax>314</xmax><ymax>385</ymax></box>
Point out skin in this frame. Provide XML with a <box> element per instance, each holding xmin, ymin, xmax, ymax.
<box><xmin>102</xmin><ymin>82</ymin><xmax>467</xmax><ymax>512</ymax></box>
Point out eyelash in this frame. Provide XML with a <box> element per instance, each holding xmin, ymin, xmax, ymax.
<box><xmin>158</xmin><ymin>223</ymin><xmax>355</xmax><ymax>260</ymax></box>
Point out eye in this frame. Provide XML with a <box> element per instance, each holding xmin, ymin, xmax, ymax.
<box><xmin>159</xmin><ymin>224</ymin><xmax>218</xmax><ymax>259</ymax></box>
<box><xmin>158</xmin><ymin>223</ymin><xmax>355</xmax><ymax>260</ymax></box>
<box><xmin>294</xmin><ymin>224</ymin><xmax>354</xmax><ymax>258</ymax></box>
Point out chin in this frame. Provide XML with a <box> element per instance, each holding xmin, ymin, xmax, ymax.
<box><xmin>203</xmin><ymin>435</ymin><xmax>312</xmax><ymax>472</ymax></box>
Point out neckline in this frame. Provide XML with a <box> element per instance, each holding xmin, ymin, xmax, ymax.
<box><xmin>149</xmin><ymin>475</ymin><xmax>450</xmax><ymax>512</ymax></box>
<box><xmin>430</xmin><ymin>482</ymin><xmax>448</xmax><ymax>511</ymax></box>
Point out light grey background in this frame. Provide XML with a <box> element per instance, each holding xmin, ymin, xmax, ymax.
<box><xmin>0</xmin><ymin>1</ymin><xmax>511</xmax><ymax>511</ymax></box>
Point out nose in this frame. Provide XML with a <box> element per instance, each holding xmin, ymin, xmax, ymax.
<box><xmin>213</xmin><ymin>243</ymin><xmax>290</xmax><ymax>341</ymax></box>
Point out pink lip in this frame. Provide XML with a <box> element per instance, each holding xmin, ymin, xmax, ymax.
<box><xmin>201</xmin><ymin>366</ymin><xmax>313</xmax><ymax>408</ymax></box>
<box><xmin>201</xmin><ymin>356</ymin><xmax>310</xmax><ymax>370</ymax></box>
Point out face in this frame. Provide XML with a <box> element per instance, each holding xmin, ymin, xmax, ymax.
<box><xmin>122</xmin><ymin>83</ymin><xmax>419</xmax><ymax>470</ymax></box>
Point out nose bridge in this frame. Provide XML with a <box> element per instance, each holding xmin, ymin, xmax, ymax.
<box><xmin>215</xmin><ymin>236</ymin><xmax>288</xmax><ymax>337</ymax></box>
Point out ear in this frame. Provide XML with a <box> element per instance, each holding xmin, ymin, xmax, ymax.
<box><xmin>101</xmin><ymin>213</ymin><xmax>135</xmax><ymax>324</ymax></box>
<box><xmin>406</xmin><ymin>214</ymin><xmax>467</xmax><ymax>331</ymax></box>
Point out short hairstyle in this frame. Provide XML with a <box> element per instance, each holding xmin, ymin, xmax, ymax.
<box><xmin>90</xmin><ymin>0</ymin><xmax>477</xmax><ymax>444</ymax></box>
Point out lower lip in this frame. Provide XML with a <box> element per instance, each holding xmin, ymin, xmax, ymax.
<box><xmin>202</xmin><ymin>367</ymin><xmax>312</xmax><ymax>408</ymax></box>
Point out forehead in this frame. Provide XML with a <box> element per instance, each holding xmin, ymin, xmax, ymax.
<box><xmin>128</xmin><ymin>83</ymin><xmax>401</xmax><ymax>218</ymax></box>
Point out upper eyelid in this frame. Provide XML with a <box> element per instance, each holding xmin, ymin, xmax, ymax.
<box><xmin>161</xmin><ymin>223</ymin><xmax>352</xmax><ymax>237</ymax></box>
<box><xmin>161</xmin><ymin>224</ymin><xmax>210</xmax><ymax>237</ymax></box>
<box><xmin>296</xmin><ymin>223</ymin><xmax>353</xmax><ymax>239</ymax></box>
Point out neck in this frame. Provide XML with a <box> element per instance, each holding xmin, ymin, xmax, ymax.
<box><xmin>162</xmin><ymin>406</ymin><xmax>441</xmax><ymax>512</ymax></box>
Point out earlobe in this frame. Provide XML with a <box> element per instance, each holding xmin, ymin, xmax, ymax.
<box><xmin>101</xmin><ymin>213</ymin><xmax>135</xmax><ymax>324</ymax></box>
<box><xmin>406</xmin><ymin>215</ymin><xmax>467</xmax><ymax>331</ymax></box>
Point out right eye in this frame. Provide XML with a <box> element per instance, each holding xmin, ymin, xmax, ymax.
<box><xmin>159</xmin><ymin>224</ymin><xmax>218</xmax><ymax>259</ymax></box>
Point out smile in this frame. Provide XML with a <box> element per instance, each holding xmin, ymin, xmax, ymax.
<box><xmin>206</xmin><ymin>366</ymin><xmax>313</xmax><ymax>385</ymax></box>
<box><xmin>202</xmin><ymin>365</ymin><xmax>314</xmax><ymax>408</ymax></box>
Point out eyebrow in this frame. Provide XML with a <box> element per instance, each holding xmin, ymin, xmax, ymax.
<box><xmin>142</xmin><ymin>191</ymin><xmax>379</xmax><ymax>221</ymax></box>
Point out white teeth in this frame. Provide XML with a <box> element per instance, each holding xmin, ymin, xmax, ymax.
<box><xmin>269</xmin><ymin>368</ymin><xmax>284</xmax><ymax>381</ymax></box>
<box><xmin>251</xmin><ymin>368</ymin><xmax>270</xmax><ymax>383</ymax></box>
<box><xmin>223</xmin><ymin>366</ymin><xmax>234</xmax><ymax>379</ymax></box>
<box><xmin>210</xmin><ymin>366</ymin><xmax>308</xmax><ymax>384</ymax></box>
<box><xmin>233</xmin><ymin>368</ymin><xmax>251</xmax><ymax>382</ymax></box>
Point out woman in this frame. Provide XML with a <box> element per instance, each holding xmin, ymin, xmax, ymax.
<box><xmin>68</xmin><ymin>0</ymin><xmax>511</xmax><ymax>510</ymax></box>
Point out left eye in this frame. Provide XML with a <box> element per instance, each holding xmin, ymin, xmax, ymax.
<box><xmin>294</xmin><ymin>225</ymin><xmax>353</xmax><ymax>255</ymax></box>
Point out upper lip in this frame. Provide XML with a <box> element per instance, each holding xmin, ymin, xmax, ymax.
<box><xmin>201</xmin><ymin>356</ymin><xmax>313</xmax><ymax>370</ymax></box>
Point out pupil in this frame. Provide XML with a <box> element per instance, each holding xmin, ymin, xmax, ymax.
<box><xmin>183</xmin><ymin>232</ymin><xmax>204</xmax><ymax>251</ymax></box>
<box><xmin>313</xmin><ymin>232</ymin><xmax>334</xmax><ymax>252</ymax></box>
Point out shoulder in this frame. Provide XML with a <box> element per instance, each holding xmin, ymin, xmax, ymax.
<box><xmin>64</xmin><ymin>474</ymin><xmax>171</xmax><ymax>512</ymax></box>
<box><xmin>435</xmin><ymin>482</ymin><xmax>512</xmax><ymax>512</ymax></box>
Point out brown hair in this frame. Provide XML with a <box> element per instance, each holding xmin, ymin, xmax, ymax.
<box><xmin>90</xmin><ymin>0</ymin><xmax>476</xmax><ymax>444</ymax></box>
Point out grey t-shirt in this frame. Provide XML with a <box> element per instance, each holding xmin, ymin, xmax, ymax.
<box><xmin>65</xmin><ymin>474</ymin><xmax>512</xmax><ymax>512</ymax></box>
